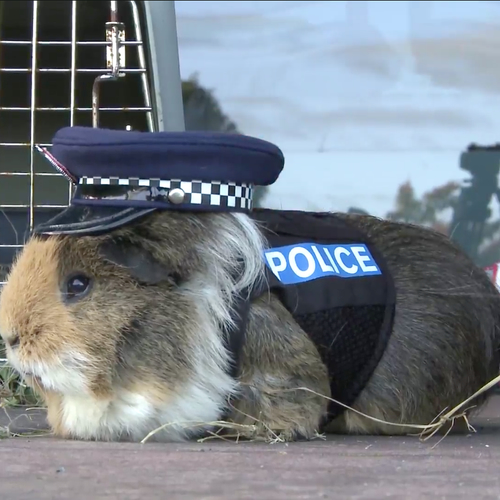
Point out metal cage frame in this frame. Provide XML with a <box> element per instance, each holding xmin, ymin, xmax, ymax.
<box><xmin>0</xmin><ymin>0</ymin><xmax>185</xmax><ymax>366</ymax></box>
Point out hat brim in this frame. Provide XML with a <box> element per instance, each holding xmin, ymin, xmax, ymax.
<box><xmin>33</xmin><ymin>204</ymin><xmax>157</xmax><ymax>237</ymax></box>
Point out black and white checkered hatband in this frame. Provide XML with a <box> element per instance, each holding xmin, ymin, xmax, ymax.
<box><xmin>78</xmin><ymin>176</ymin><xmax>254</xmax><ymax>210</ymax></box>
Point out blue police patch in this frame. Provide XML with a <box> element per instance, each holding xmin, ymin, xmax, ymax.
<box><xmin>263</xmin><ymin>243</ymin><xmax>382</xmax><ymax>285</ymax></box>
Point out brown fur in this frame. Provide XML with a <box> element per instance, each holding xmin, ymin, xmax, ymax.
<box><xmin>328</xmin><ymin>214</ymin><xmax>500</xmax><ymax>434</ymax></box>
<box><xmin>231</xmin><ymin>295</ymin><xmax>330</xmax><ymax>440</ymax></box>
<box><xmin>0</xmin><ymin>238</ymin><xmax>83</xmax><ymax>376</ymax></box>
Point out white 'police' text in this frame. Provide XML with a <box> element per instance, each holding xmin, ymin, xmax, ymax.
<box><xmin>263</xmin><ymin>243</ymin><xmax>381</xmax><ymax>285</ymax></box>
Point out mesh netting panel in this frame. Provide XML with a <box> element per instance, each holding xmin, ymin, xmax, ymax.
<box><xmin>294</xmin><ymin>304</ymin><xmax>386</xmax><ymax>417</ymax></box>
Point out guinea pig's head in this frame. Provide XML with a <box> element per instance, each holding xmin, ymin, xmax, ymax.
<box><xmin>0</xmin><ymin>211</ymin><xmax>265</xmax><ymax>436</ymax></box>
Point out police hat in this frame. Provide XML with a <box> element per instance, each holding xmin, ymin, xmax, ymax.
<box><xmin>34</xmin><ymin>126</ymin><xmax>285</xmax><ymax>236</ymax></box>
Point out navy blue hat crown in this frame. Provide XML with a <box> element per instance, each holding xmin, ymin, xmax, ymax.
<box><xmin>34</xmin><ymin>126</ymin><xmax>285</xmax><ymax>236</ymax></box>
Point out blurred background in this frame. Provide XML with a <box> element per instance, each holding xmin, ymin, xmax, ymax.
<box><xmin>176</xmin><ymin>0</ymin><xmax>495</xmax><ymax>214</ymax></box>
<box><xmin>3</xmin><ymin>0</ymin><xmax>500</xmax><ymax>272</ymax></box>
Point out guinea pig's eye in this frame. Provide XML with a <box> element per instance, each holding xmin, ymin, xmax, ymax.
<box><xmin>64</xmin><ymin>273</ymin><xmax>92</xmax><ymax>301</ymax></box>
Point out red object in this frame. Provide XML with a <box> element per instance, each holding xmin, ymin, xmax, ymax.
<box><xmin>35</xmin><ymin>145</ymin><xmax>78</xmax><ymax>184</ymax></box>
<box><xmin>484</xmin><ymin>262</ymin><xmax>500</xmax><ymax>291</ymax></box>
<box><xmin>483</xmin><ymin>262</ymin><xmax>500</xmax><ymax>390</ymax></box>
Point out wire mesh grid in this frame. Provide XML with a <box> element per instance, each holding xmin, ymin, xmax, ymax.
<box><xmin>0</xmin><ymin>0</ymin><xmax>155</xmax><ymax>282</ymax></box>
<box><xmin>0</xmin><ymin>0</ymin><xmax>156</xmax><ymax>365</ymax></box>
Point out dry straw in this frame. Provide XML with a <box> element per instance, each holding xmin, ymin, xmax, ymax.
<box><xmin>140</xmin><ymin>373</ymin><xmax>500</xmax><ymax>446</ymax></box>
<box><xmin>2</xmin><ymin>370</ymin><xmax>499</xmax><ymax>446</ymax></box>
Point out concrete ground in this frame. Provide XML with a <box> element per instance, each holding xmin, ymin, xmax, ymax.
<box><xmin>2</xmin><ymin>398</ymin><xmax>500</xmax><ymax>500</ymax></box>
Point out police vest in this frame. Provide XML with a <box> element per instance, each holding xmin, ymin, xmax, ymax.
<box><xmin>243</xmin><ymin>209</ymin><xmax>396</xmax><ymax>424</ymax></box>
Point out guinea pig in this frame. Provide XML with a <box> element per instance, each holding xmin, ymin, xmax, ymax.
<box><xmin>0</xmin><ymin>209</ymin><xmax>499</xmax><ymax>442</ymax></box>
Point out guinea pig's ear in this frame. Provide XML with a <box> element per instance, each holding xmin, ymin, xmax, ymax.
<box><xmin>99</xmin><ymin>238</ymin><xmax>176</xmax><ymax>285</ymax></box>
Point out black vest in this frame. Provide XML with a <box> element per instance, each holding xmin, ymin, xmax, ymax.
<box><xmin>240</xmin><ymin>209</ymin><xmax>396</xmax><ymax>423</ymax></box>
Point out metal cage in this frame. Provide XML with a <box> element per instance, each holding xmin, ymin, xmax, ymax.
<box><xmin>0</xmin><ymin>0</ymin><xmax>185</xmax><ymax>284</ymax></box>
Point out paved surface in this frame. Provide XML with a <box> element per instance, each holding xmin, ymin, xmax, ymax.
<box><xmin>3</xmin><ymin>397</ymin><xmax>500</xmax><ymax>499</ymax></box>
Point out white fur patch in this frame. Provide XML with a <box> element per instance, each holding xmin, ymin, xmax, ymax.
<box><xmin>58</xmin><ymin>375</ymin><xmax>237</xmax><ymax>442</ymax></box>
<box><xmin>12</xmin><ymin>343</ymin><xmax>236</xmax><ymax>441</ymax></box>
<box><xmin>151</xmin><ymin>370</ymin><xmax>237</xmax><ymax>441</ymax></box>
<box><xmin>60</xmin><ymin>391</ymin><xmax>156</xmax><ymax>441</ymax></box>
<box><xmin>13</xmin><ymin>351</ymin><xmax>234</xmax><ymax>441</ymax></box>
<box><xmin>10</xmin><ymin>350</ymin><xmax>90</xmax><ymax>395</ymax></box>
<box><xmin>9</xmin><ymin>340</ymin><xmax>238</xmax><ymax>441</ymax></box>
